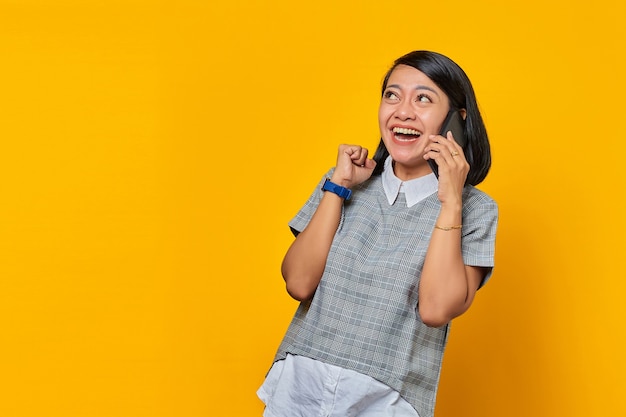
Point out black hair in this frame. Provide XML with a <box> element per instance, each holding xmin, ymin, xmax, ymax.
<box><xmin>372</xmin><ymin>50</ymin><xmax>491</xmax><ymax>186</ymax></box>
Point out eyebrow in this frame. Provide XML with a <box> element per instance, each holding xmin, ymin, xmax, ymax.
<box><xmin>387</xmin><ymin>84</ymin><xmax>440</xmax><ymax>97</ymax></box>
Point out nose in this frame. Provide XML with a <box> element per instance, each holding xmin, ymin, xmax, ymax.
<box><xmin>395</xmin><ymin>98</ymin><xmax>416</xmax><ymax>120</ymax></box>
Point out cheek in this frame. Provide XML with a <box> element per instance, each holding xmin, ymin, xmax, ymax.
<box><xmin>377</xmin><ymin>110</ymin><xmax>385</xmax><ymax>131</ymax></box>
<box><xmin>378</xmin><ymin>106</ymin><xmax>391</xmax><ymax>128</ymax></box>
<box><xmin>424</xmin><ymin>111</ymin><xmax>448</xmax><ymax>133</ymax></box>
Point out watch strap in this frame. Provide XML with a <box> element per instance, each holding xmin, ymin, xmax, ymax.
<box><xmin>322</xmin><ymin>178</ymin><xmax>352</xmax><ymax>200</ymax></box>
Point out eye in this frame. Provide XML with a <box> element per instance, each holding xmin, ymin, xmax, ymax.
<box><xmin>383</xmin><ymin>90</ymin><xmax>400</xmax><ymax>101</ymax></box>
<box><xmin>416</xmin><ymin>93</ymin><xmax>432</xmax><ymax>103</ymax></box>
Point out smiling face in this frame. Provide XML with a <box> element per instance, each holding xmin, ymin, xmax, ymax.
<box><xmin>378</xmin><ymin>64</ymin><xmax>451</xmax><ymax>180</ymax></box>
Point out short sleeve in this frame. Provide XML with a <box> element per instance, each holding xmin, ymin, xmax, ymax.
<box><xmin>460</xmin><ymin>188</ymin><xmax>499</xmax><ymax>287</ymax></box>
<box><xmin>288</xmin><ymin>169</ymin><xmax>335</xmax><ymax>236</ymax></box>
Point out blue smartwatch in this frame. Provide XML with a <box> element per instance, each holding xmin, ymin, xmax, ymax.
<box><xmin>322</xmin><ymin>178</ymin><xmax>352</xmax><ymax>200</ymax></box>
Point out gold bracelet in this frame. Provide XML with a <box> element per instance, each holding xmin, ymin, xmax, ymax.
<box><xmin>434</xmin><ymin>224</ymin><xmax>462</xmax><ymax>231</ymax></box>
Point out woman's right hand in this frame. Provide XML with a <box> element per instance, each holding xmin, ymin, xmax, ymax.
<box><xmin>330</xmin><ymin>144</ymin><xmax>377</xmax><ymax>188</ymax></box>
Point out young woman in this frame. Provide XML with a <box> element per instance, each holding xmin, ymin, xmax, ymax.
<box><xmin>258</xmin><ymin>50</ymin><xmax>498</xmax><ymax>417</ymax></box>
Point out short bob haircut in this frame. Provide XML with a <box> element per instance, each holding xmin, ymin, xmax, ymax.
<box><xmin>372</xmin><ymin>50</ymin><xmax>491</xmax><ymax>186</ymax></box>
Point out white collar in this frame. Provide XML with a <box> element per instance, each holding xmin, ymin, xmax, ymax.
<box><xmin>381</xmin><ymin>156</ymin><xmax>438</xmax><ymax>207</ymax></box>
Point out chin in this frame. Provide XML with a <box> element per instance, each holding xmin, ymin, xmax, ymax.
<box><xmin>388</xmin><ymin>149</ymin><xmax>422</xmax><ymax>165</ymax></box>
<box><xmin>388</xmin><ymin>152</ymin><xmax>429</xmax><ymax>173</ymax></box>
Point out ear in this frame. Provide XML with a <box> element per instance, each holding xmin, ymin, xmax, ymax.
<box><xmin>459</xmin><ymin>108</ymin><xmax>467</xmax><ymax>120</ymax></box>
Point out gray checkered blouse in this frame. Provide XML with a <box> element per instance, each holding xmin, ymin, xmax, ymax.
<box><xmin>273</xmin><ymin>168</ymin><xmax>498</xmax><ymax>417</ymax></box>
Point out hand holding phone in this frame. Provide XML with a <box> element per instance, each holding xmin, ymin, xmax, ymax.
<box><xmin>428</xmin><ymin>110</ymin><xmax>466</xmax><ymax>178</ymax></box>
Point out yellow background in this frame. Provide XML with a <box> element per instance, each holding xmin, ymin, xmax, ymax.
<box><xmin>1</xmin><ymin>0</ymin><xmax>625</xmax><ymax>416</ymax></box>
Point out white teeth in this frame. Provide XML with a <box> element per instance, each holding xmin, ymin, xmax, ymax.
<box><xmin>392</xmin><ymin>127</ymin><xmax>421</xmax><ymax>136</ymax></box>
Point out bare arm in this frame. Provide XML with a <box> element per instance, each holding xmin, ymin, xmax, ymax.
<box><xmin>281</xmin><ymin>145</ymin><xmax>376</xmax><ymax>301</ymax></box>
<box><xmin>418</xmin><ymin>201</ymin><xmax>487</xmax><ymax>327</ymax></box>
<box><xmin>281</xmin><ymin>191</ymin><xmax>343</xmax><ymax>301</ymax></box>
<box><xmin>420</xmin><ymin>131</ymin><xmax>487</xmax><ymax>327</ymax></box>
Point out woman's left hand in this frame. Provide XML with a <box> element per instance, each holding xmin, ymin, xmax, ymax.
<box><xmin>424</xmin><ymin>131</ymin><xmax>469</xmax><ymax>207</ymax></box>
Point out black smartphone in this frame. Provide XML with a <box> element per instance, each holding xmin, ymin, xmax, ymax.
<box><xmin>428</xmin><ymin>110</ymin><xmax>466</xmax><ymax>178</ymax></box>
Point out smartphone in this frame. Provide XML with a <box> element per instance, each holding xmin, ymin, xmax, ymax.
<box><xmin>428</xmin><ymin>110</ymin><xmax>467</xmax><ymax>178</ymax></box>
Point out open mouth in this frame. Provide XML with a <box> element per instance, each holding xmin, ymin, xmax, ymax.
<box><xmin>392</xmin><ymin>127</ymin><xmax>421</xmax><ymax>142</ymax></box>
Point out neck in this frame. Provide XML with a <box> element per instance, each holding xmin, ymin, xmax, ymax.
<box><xmin>392</xmin><ymin>160</ymin><xmax>432</xmax><ymax>181</ymax></box>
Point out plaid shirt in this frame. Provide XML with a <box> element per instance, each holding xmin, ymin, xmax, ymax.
<box><xmin>272</xmin><ymin>164</ymin><xmax>498</xmax><ymax>417</ymax></box>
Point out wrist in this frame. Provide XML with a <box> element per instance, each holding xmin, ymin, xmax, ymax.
<box><xmin>322</xmin><ymin>178</ymin><xmax>352</xmax><ymax>200</ymax></box>
<box><xmin>439</xmin><ymin>200</ymin><xmax>463</xmax><ymax>213</ymax></box>
<box><xmin>437</xmin><ymin>204</ymin><xmax>462</xmax><ymax>227</ymax></box>
<box><xmin>329</xmin><ymin>174</ymin><xmax>352</xmax><ymax>188</ymax></box>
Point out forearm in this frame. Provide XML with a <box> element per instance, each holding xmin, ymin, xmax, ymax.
<box><xmin>281</xmin><ymin>191</ymin><xmax>344</xmax><ymax>301</ymax></box>
<box><xmin>418</xmin><ymin>203</ymin><xmax>478</xmax><ymax>327</ymax></box>
<box><xmin>282</xmin><ymin>144</ymin><xmax>375</xmax><ymax>301</ymax></box>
